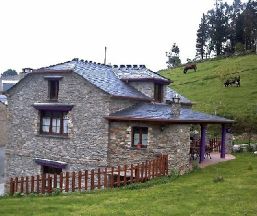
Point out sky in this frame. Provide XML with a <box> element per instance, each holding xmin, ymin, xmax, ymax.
<box><xmin>0</xmin><ymin>0</ymin><xmax>246</xmax><ymax>73</ymax></box>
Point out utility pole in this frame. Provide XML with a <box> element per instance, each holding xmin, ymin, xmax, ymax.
<box><xmin>104</xmin><ymin>46</ymin><xmax>107</xmax><ymax>64</ymax></box>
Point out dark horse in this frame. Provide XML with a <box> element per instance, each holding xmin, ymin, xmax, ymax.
<box><xmin>184</xmin><ymin>64</ymin><xmax>197</xmax><ymax>74</ymax></box>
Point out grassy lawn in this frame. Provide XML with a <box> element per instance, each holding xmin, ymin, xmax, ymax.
<box><xmin>1</xmin><ymin>153</ymin><xmax>257</xmax><ymax>215</ymax></box>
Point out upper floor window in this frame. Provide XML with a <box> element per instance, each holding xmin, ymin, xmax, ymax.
<box><xmin>49</xmin><ymin>80</ymin><xmax>59</xmax><ymax>100</ymax></box>
<box><xmin>154</xmin><ymin>83</ymin><xmax>163</xmax><ymax>103</ymax></box>
<box><xmin>132</xmin><ymin>127</ymin><xmax>148</xmax><ymax>148</ymax></box>
<box><xmin>40</xmin><ymin>111</ymin><xmax>68</xmax><ymax>136</ymax></box>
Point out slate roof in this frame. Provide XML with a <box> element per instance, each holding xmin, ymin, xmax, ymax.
<box><xmin>165</xmin><ymin>87</ymin><xmax>192</xmax><ymax>105</ymax></box>
<box><xmin>35</xmin><ymin>60</ymin><xmax>152</xmax><ymax>101</ymax></box>
<box><xmin>107</xmin><ymin>103</ymin><xmax>234</xmax><ymax>124</ymax></box>
<box><xmin>113</xmin><ymin>65</ymin><xmax>170</xmax><ymax>84</ymax></box>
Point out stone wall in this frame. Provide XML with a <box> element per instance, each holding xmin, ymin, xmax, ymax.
<box><xmin>108</xmin><ymin>121</ymin><xmax>191</xmax><ymax>173</ymax></box>
<box><xmin>5</xmin><ymin>72</ymin><xmax>111</xmax><ymax>180</ymax></box>
<box><xmin>129</xmin><ymin>82</ymin><xmax>154</xmax><ymax>99</ymax></box>
<box><xmin>0</xmin><ymin>103</ymin><xmax>7</xmax><ymax>147</ymax></box>
<box><xmin>129</xmin><ymin>82</ymin><xmax>167</xmax><ymax>103</ymax></box>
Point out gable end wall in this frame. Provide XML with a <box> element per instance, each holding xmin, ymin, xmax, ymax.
<box><xmin>5</xmin><ymin>72</ymin><xmax>110</xmax><ymax>179</ymax></box>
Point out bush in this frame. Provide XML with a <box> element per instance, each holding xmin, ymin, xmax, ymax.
<box><xmin>247</xmin><ymin>163</ymin><xmax>253</xmax><ymax>170</ymax></box>
<box><xmin>247</xmin><ymin>144</ymin><xmax>254</xmax><ymax>152</ymax></box>
<box><xmin>213</xmin><ymin>176</ymin><xmax>224</xmax><ymax>183</ymax></box>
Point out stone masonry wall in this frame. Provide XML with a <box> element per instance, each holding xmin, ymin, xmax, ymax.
<box><xmin>129</xmin><ymin>82</ymin><xmax>154</xmax><ymax>99</ymax></box>
<box><xmin>129</xmin><ymin>82</ymin><xmax>167</xmax><ymax>103</ymax></box>
<box><xmin>0</xmin><ymin>103</ymin><xmax>7</xmax><ymax>147</ymax></box>
<box><xmin>108</xmin><ymin>121</ymin><xmax>191</xmax><ymax>173</ymax></box>
<box><xmin>5</xmin><ymin>72</ymin><xmax>110</xmax><ymax>179</ymax></box>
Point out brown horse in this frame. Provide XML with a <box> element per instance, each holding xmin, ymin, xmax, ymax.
<box><xmin>184</xmin><ymin>64</ymin><xmax>197</xmax><ymax>74</ymax></box>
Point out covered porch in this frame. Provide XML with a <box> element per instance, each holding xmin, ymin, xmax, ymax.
<box><xmin>189</xmin><ymin>123</ymin><xmax>233</xmax><ymax>164</ymax></box>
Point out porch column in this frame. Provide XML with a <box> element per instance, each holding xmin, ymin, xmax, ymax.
<box><xmin>199</xmin><ymin>124</ymin><xmax>207</xmax><ymax>163</ymax></box>
<box><xmin>220</xmin><ymin>124</ymin><xmax>226</xmax><ymax>158</ymax></box>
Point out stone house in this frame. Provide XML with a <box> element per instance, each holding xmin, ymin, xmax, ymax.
<box><xmin>4</xmin><ymin>59</ymin><xmax>233</xmax><ymax>180</ymax></box>
<box><xmin>0</xmin><ymin>68</ymin><xmax>32</xmax><ymax>93</ymax></box>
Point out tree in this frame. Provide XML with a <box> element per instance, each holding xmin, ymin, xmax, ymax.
<box><xmin>196</xmin><ymin>13</ymin><xmax>209</xmax><ymax>59</ymax></box>
<box><xmin>166</xmin><ymin>43</ymin><xmax>181</xmax><ymax>68</ymax></box>
<box><xmin>1</xmin><ymin>69</ymin><xmax>18</xmax><ymax>77</ymax></box>
<box><xmin>207</xmin><ymin>0</ymin><xmax>230</xmax><ymax>56</ymax></box>
<box><xmin>227</xmin><ymin>0</ymin><xmax>245</xmax><ymax>52</ymax></box>
<box><xmin>241</xmin><ymin>0</ymin><xmax>257</xmax><ymax>51</ymax></box>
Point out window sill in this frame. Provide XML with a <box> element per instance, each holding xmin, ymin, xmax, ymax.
<box><xmin>36</xmin><ymin>134</ymin><xmax>70</xmax><ymax>140</ymax></box>
<box><xmin>47</xmin><ymin>99</ymin><xmax>58</xmax><ymax>102</ymax></box>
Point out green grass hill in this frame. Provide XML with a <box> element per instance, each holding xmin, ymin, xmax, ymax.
<box><xmin>160</xmin><ymin>54</ymin><xmax>257</xmax><ymax>136</ymax></box>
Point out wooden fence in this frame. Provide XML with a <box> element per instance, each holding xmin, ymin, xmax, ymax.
<box><xmin>9</xmin><ymin>155</ymin><xmax>168</xmax><ymax>195</ymax></box>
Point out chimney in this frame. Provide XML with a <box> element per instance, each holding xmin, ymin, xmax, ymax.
<box><xmin>22</xmin><ymin>68</ymin><xmax>33</xmax><ymax>73</ymax></box>
<box><xmin>166</xmin><ymin>94</ymin><xmax>181</xmax><ymax>117</ymax></box>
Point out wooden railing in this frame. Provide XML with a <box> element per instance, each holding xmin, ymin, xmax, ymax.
<box><xmin>9</xmin><ymin>155</ymin><xmax>168</xmax><ymax>195</ymax></box>
<box><xmin>209</xmin><ymin>138</ymin><xmax>221</xmax><ymax>152</ymax></box>
<box><xmin>191</xmin><ymin>138</ymin><xmax>221</xmax><ymax>152</ymax></box>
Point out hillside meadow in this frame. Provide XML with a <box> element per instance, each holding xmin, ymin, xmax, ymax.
<box><xmin>160</xmin><ymin>54</ymin><xmax>257</xmax><ymax>137</ymax></box>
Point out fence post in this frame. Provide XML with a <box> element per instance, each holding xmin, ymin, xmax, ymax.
<box><xmin>60</xmin><ymin>173</ymin><xmax>63</xmax><ymax>192</ymax></box>
<box><xmin>152</xmin><ymin>160</ymin><xmax>155</xmax><ymax>178</ymax></box>
<box><xmin>141</xmin><ymin>162</ymin><xmax>144</xmax><ymax>182</ymax></box>
<box><xmin>166</xmin><ymin>155</ymin><xmax>169</xmax><ymax>175</ymax></box>
<box><xmin>97</xmin><ymin>168</ymin><xmax>101</xmax><ymax>189</ymax></box>
<box><xmin>53</xmin><ymin>173</ymin><xmax>57</xmax><ymax>189</ymax></box>
<box><xmin>42</xmin><ymin>174</ymin><xmax>46</xmax><ymax>194</ymax></box>
<box><xmin>31</xmin><ymin>176</ymin><xmax>34</xmax><ymax>193</ymax></box>
<box><xmin>124</xmin><ymin>164</ymin><xmax>127</xmax><ymax>186</ymax></box>
<box><xmin>25</xmin><ymin>176</ymin><xmax>29</xmax><ymax>194</ymax></box>
<box><xmin>104</xmin><ymin>168</ymin><xmax>107</xmax><ymax>189</ymax></box>
<box><xmin>78</xmin><ymin>171</ymin><xmax>82</xmax><ymax>192</ymax></box>
<box><xmin>91</xmin><ymin>169</ymin><xmax>95</xmax><ymax>190</ymax></box>
<box><xmin>15</xmin><ymin>177</ymin><xmax>18</xmax><ymax>193</ymax></box>
<box><xmin>9</xmin><ymin>178</ymin><xmax>14</xmax><ymax>195</ymax></box>
<box><xmin>85</xmin><ymin>170</ymin><xmax>88</xmax><ymax>191</ymax></box>
<box><xmin>48</xmin><ymin>175</ymin><xmax>52</xmax><ymax>193</ymax></box>
<box><xmin>36</xmin><ymin>175</ymin><xmax>40</xmax><ymax>193</ymax></box>
<box><xmin>72</xmin><ymin>171</ymin><xmax>75</xmax><ymax>192</ymax></box>
<box><xmin>110</xmin><ymin>167</ymin><xmax>114</xmax><ymax>188</ymax></box>
<box><xmin>117</xmin><ymin>166</ymin><xmax>120</xmax><ymax>187</ymax></box>
<box><xmin>130</xmin><ymin>164</ymin><xmax>133</xmax><ymax>183</ymax></box>
<box><xmin>145</xmin><ymin>161</ymin><xmax>148</xmax><ymax>181</ymax></box>
<box><xmin>65</xmin><ymin>172</ymin><xmax>69</xmax><ymax>192</ymax></box>
<box><xmin>135</xmin><ymin>164</ymin><xmax>139</xmax><ymax>183</ymax></box>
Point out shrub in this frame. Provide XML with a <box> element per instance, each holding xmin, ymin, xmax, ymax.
<box><xmin>213</xmin><ymin>176</ymin><xmax>224</xmax><ymax>183</ymax></box>
<box><xmin>247</xmin><ymin>144</ymin><xmax>254</xmax><ymax>152</ymax></box>
<box><xmin>247</xmin><ymin>163</ymin><xmax>253</xmax><ymax>170</ymax></box>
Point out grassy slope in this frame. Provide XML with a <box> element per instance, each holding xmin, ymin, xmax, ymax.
<box><xmin>160</xmin><ymin>55</ymin><xmax>257</xmax><ymax>124</ymax></box>
<box><xmin>0</xmin><ymin>154</ymin><xmax>257</xmax><ymax>215</ymax></box>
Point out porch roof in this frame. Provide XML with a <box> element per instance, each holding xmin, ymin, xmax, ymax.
<box><xmin>106</xmin><ymin>103</ymin><xmax>234</xmax><ymax>124</ymax></box>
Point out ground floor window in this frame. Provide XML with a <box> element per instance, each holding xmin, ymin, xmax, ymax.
<box><xmin>132</xmin><ymin>127</ymin><xmax>148</xmax><ymax>148</ymax></box>
<box><xmin>40</xmin><ymin>111</ymin><xmax>69</xmax><ymax>135</ymax></box>
<box><xmin>42</xmin><ymin>166</ymin><xmax>62</xmax><ymax>175</ymax></box>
